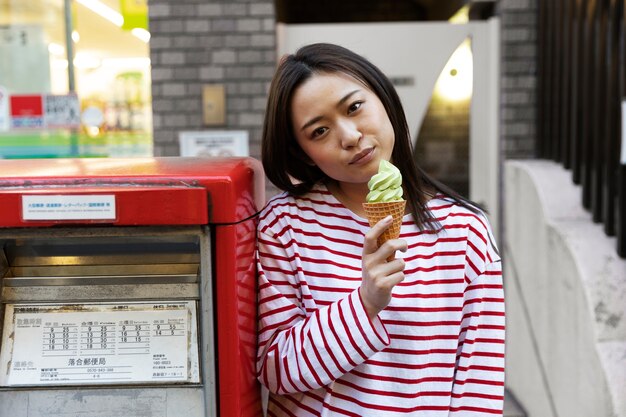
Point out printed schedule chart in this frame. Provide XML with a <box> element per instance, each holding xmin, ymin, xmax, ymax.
<box><xmin>0</xmin><ymin>302</ymin><xmax>200</xmax><ymax>386</ymax></box>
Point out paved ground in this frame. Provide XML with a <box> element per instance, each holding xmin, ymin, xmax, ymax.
<box><xmin>504</xmin><ymin>388</ymin><xmax>527</xmax><ymax>417</ymax></box>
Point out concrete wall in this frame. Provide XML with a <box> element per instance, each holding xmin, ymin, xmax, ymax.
<box><xmin>504</xmin><ymin>160</ymin><xmax>626</xmax><ymax>417</ymax></box>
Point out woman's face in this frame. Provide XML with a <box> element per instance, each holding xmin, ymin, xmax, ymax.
<box><xmin>290</xmin><ymin>71</ymin><xmax>395</xmax><ymax>188</ymax></box>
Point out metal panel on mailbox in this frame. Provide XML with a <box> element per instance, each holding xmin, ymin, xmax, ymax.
<box><xmin>0</xmin><ymin>157</ymin><xmax>264</xmax><ymax>417</ymax></box>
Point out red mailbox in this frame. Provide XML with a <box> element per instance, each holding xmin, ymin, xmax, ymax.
<box><xmin>0</xmin><ymin>157</ymin><xmax>264</xmax><ymax>417</ymax></box>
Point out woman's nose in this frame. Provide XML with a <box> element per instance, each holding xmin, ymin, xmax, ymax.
<box><xmin>338</xmin><ymin>120</ymin><xmax>362</xmax><ymax>148</ymax></box>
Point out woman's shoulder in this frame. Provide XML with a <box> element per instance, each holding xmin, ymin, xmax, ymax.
<box><xmin>427</xmin><ymin>194</ymin><xmax>489</xmax><ymax>225</ymax></box>
<box><xmin>258</xmin><ymin>184</ymin><xmax>343</xmax><ymax>231</ymax></box>
<box><xmin>261</xmin><ymin>184</ymin><xmax>334</xmax><ymax>212</ymax></box>
<box><xmin>426</xmin><ymin>194</ymin><xmax>499</xmax><ymax>258</ymax></box>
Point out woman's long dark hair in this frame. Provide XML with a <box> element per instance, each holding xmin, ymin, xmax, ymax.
<box><xmin>262</xmin><ymin>43</ymin><xmax>480</xmax><ymax>230</ymax></box>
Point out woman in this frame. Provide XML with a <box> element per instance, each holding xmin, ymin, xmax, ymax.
<box><xmin>257</xmin><ymin>43</ymin><xmax>505</xmax><ymax>416</ymax></box>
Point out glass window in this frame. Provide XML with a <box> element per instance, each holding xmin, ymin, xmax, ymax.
<box><xmin>0</xmin><ymin>0</ymin><xmax>152</xmax><ymax>158</ymax></box>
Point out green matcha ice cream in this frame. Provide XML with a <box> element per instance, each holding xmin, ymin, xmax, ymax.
<box><xmin>366</xmin><ymin>160</ymin><xmax>404</xmax><ymax>203</ymax></box>
<box><xmin>362</xmin><ymin>160</ymin><xmax>406</xmax><ymax>261</ymax></box>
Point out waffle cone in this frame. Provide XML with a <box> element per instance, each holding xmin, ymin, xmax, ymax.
<box><xmin>362</xmin><ymin>200</ymin><xmax>406</xmax><ymax>261</ymax></box>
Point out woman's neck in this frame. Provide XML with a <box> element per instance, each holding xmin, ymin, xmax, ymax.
<box><xmin>326</xmin><ymin>180</ymin><xmax>369</xmax><ymax>217</ymax></box>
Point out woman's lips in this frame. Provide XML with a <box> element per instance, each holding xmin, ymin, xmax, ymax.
<box><xmin>350</xmin><ymin>147</ymin><xmax>374</xmax><ymax>165</ymax></box>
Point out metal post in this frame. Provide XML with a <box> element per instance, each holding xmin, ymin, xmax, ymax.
<box><xmin>64</xmin><ymin>0</ymin><xmax>76</xmax><ymax>92</ymax></box>
<box><xmin>581</xmin><ymin>0</ymin><xmax>599</xmax><ymax>210</ymax></box>
<box><xmin>200</xmin><ymin>226</ymin><xmax>217</xmax><ymax>417</ymax></box>
<box><xmin>618</xmin><ymin>0</ymin><xmax>626</xmax><ymax>257</ymax></box>
<box><xmin>560</xmin><ymin>0</ymin><xmax>573</xmax><ymax>169</ymax></box>
<box><xmin>571</xmin><ymin>0</ymin><xmax>584</xmax><ymax>184</ymax></box>
<box><xmin>590</xmin><ymin>0</ymin><xmax>609</xmax><ymax>222</ymax></box>
<box><xmin>601</xmin><ymin>0</ymin><xmax>620</xmax><ymax>236</ymax></box>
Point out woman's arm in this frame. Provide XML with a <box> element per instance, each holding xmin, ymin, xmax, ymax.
<box><xmin>256</xmin><ymin>231</ymin><xmax>392</xmax><ymax>394</ymax></box>
<box><xmin>449</xmin><ymin>260</ymin><xmax>506</xmax><ymax>415</ymax></box>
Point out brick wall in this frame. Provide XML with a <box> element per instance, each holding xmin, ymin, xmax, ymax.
<box><xmin>148</xmin><ymin>0</ymin><xmax>275</xmax><ymax>160</ymax></box>
<box><xmin>148</xmin><ymin>0</ymin><xmax>539</xmax><ymax>189</ymax></box>
<box><xmin>497</xmin><ymin>0</ymin><xmax>538</xmax><ymax>159</ymax></box>
<box><xmin>415</xmin><ymin>96</ymin><xmax>471</xmax><ymax>197</ymax></box>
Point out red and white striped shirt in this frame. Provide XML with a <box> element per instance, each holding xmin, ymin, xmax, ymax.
<box><xmin>256</xmin><ymin>184</ymin><xmax>505</xmax><ymax>416</ymax></box>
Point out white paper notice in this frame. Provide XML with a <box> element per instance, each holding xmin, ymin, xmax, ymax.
<box><xmin>178</xmin><ymin>130</ymin><xmax>249</xmax><ymax>157</ymax></box>
<box><xmin>0</xmin><ymin>302</ymin><xmax>200</xmax><ymax>386</ymax></box>
<box><xmin>22</xmin><ymin>195</ymin><xmax>116</xmax><ymax>220</ymax></box>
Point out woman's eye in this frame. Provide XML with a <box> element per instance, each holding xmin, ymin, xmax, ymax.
<box><xmin>348</xmin><ymin>101</ymin><xmax>363</xmax><ymax>114</ymax></box>
<box><xmin>312</xmin><ymin>127</ymin><xmax>327</xmax><ymax>138</ymax></box>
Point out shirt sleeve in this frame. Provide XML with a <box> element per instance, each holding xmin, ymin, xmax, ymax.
<box><xmin>449</xmin><ymin>259</ymin><xmax>505</xmax><ymax>416</ymax></box>
<box><xmin>256</xmin><ymin>230</ymin><xmax>390</xmax><ymax>395</ymax></box>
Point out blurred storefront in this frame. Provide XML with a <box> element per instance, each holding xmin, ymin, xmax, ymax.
<box><xmin>0</xmin><ymin>0</ymin><xmax>152</xmax><ymax>158</ymax></box>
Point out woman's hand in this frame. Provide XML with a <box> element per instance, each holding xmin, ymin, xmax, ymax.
<box><xmin>360</xmin><ymin>215</ymin><xmax>407</xmax><ymax>320</ymax></box>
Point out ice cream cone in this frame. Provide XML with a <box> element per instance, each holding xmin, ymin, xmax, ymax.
<box><xmin>362</xmin><ymin>200</ymin><xmax>406</xmax><ymax>261</ymax></box>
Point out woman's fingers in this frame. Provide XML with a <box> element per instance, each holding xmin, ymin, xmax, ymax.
<box><xmin>363</xmin><ymin>215</ymin><xmax>393</xmax><ymax>255</ymax></box>
<box><xmin>363</xmin><ymin>239</ymin><xmax>408</xmax><ymax>269</ymax></box>
<box><xmin>363</xmin><ymin>216</ymin><xmax>408</xmax><ymax>261</ymax></box>
<box><xmin>359</xmin><ymin>265</ymin><xmax>405</xmax><ymax>319</ymax></box>
<box><xmin>361</xmin><ymin>240</ymin><xmax>407</xmax><ymax>319</ymax></box>
<box><xmin>381</xmin><ymin>238</ymin><xmax>408</xmax><ymax>261</ymax></box>
<box><xmin>369</xmin><ymin>262</ymin><xmax>406</xmax><ymax>289</ymax></box>
<box><xmin>363</xmin><ymin>248</ymin><xmax>405</xmax><ymax>273</ymax></box>
<box><xmin>361</xmin><ymin>215</ymin><xmax>409</xmax><ymax>318</ymax></box>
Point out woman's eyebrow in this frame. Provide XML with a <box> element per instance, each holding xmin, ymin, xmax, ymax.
<box><xmin>337</xmin><ymin>89</ymin><xmax>360</xmax><ymax>107</ymax></box>
<box><xmin>300</xmin><ymin>89</ymin><xmax>361</xmax><ymax>131</ymax></box>
<box><xmin>301</xmin><ymin>116</ymin><xmax>323</xmax><ymax>131</ymax></box>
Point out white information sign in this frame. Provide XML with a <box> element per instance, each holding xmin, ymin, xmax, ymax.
<box><xmin>44</xmin><ymin>94</ymin><xmax>81</xmax><ymax>128</ymax></box>
<box><xmin>179</xmin><ymin>130</ymin><xmax>249</xmax><ymax>157</ymax></box>
<box><xmin>0</xmin><ymin>301</ymin><xmax>200</xmax><ymax>386</ymax></box>
<box><xmin>22</xmin><ymin>194</ymin><xmax>116</xmax><ymax>220</ymax></box>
